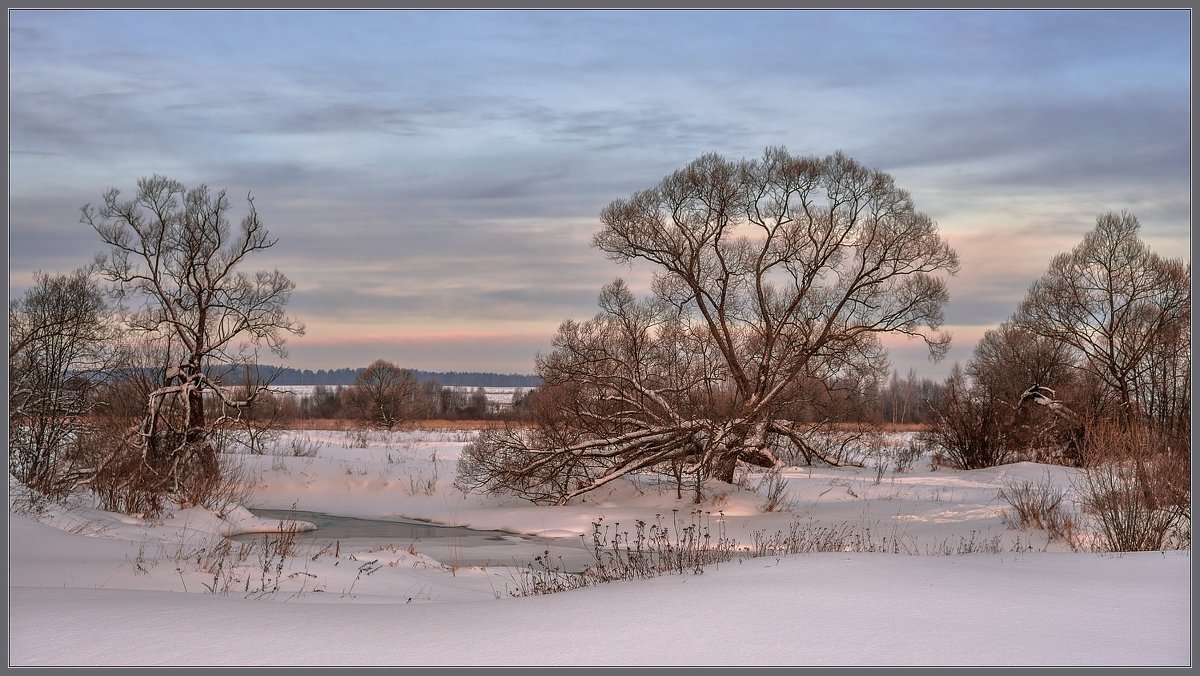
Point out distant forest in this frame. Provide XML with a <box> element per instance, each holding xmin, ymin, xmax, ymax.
<box><xmin>222</xmin><ymin>364</ymin><xmax>541</xmax><ymax>388</ymax></box>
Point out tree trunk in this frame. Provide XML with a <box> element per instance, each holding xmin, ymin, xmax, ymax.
<box><xmin>714</xmin><ymin>453</ymin><xmax>738</xmax><ymax>484</ymax></box>
<box><xmin>187</xmin><ymin>385</ymin><xmax>206</xmax><ymax>445</ymax></box>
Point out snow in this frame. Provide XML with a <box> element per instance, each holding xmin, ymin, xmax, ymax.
<box><xmin>8</xmin><ymin>428</ymin><xmax>1192</xmax><ymax>667</ymax></box>
<box><xmin>256</xmin><ymin>384</ymin><xmax>522</xmax><ymax>406</ymax></box>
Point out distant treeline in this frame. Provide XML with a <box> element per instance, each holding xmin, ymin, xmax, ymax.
<box><xmin>220</xmin><ymin>364</ymin><xmax>541</xmax><ymax>388</ymax></box>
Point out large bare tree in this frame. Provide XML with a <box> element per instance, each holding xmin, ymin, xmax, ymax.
<box><xmin>1014</xmin><ymin>211</ymin><xmax>1190</xmax><ymax>431</ymax></box>
<box><xmin>458</xmin><ymin>148</ymin><xmax>959</xmax><ymax>504</ymax></box>
<box><xmin>82</xmin><ymin>175</ymin><xmax>304</xmax><ymax>502</ymax></box>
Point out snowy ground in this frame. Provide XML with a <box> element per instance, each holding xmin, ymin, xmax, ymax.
<box><xmin>8</xmin><ymin>427</ymin><xmax>1192</xmax><ymax>667</ymax></box>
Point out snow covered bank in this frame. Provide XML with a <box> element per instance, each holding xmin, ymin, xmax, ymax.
<box><xmin>8</xmin><ymin>428</ymin><xmax>1192</xmax><ymax>667</ymax></box>
<box><xmin>10</xmin><ymin>540</ymin><xmax>1189</xmax><ymax>666</ymax></box>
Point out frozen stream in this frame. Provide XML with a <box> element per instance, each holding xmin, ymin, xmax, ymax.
<box><xmin>232</xmin><ymin>509</ymin><xmax>594</xmax><ymax>572</ymax></box>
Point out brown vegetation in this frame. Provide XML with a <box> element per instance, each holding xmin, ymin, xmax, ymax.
<box><xmin>459</xmin><ymin>148</ymin><xmax>960</xmax><ymax>504</ymax></box>
<box><xmin>278</xmin><ymin>417</ymin><xmax>509</xmax><ymax>432</ymax></box>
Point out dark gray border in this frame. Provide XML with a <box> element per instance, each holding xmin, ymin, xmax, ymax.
<box><xmin>3</xmin><ymin>3</ymin><xmax>1193</xmax><ymax>674</ymax></box>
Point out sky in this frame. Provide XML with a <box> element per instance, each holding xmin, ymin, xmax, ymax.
<box><xmin>7</xmin><ymin>9</ymin><xmax>1192</xmax><ymax>377</ymax></box>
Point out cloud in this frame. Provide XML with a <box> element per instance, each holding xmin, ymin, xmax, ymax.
<box><xmin>863</xmin><ymin>93</ymin><xmax>1188</xmax><ymax>189</ymax></box>
<box><xmin>8</xmin><ymin>9</ymin><xmax>1189</xmax><ymax>377</ymax></box>
<box><xmin>287</xmin><ymin>330</ymin><xmax>556</xmax><ymax>373</ymax></box>
<box><xmin>880</xmin><ymin>324</ymin><xmax>994</xmax><ymax>381</ymax></box>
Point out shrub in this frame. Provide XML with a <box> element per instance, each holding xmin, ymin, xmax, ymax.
<box><xmin>892</xmin><ymin>436</ymin><xmax>924</xmax><ymax>474</ymax></box>
<box><xmin>286</xmin><ymin>435</ymin><xmax>324</xmax><ymax>458</ymax></box>
<box><xmin>81</xmin><ymin>416</ymin><xmax>255</xmax><ymax>517</ymax></box>
<box><xmin>1076</xmin><ymin>461</ymin><xmax>1183</xmax><ymax>552</ymax></box>
<box><xmin>998</xmin><ymin>473</ymin><xmax>1078</xmax><ymax>545</ymax></box>
<box><xmin>1073</xmin><ymin>420</ymin><xmax>1190</xmax><ymax>552</ymax></box>
<box><xmin>84</xmin><ymin>420</ymin><xmax>166</xmax><ymax>516</ymax></box>
<box><xmin>921</xmin><ymin>366</ymin><xmax>1013</xmax><ymax>470</ymax></box>
<box><xmin>199</xmin><ymin>453</ymin><xmax>257</xmax><ymax>514</ymax></box>
<box><xmin>757</xmin><ymin>468</ymin><xmax>792</xmax><ymax>512</ymax></box>
<box><xmin>998</xmin><ymin>474</ymin><xmax>1066</xmax><ymax>529</ymax></box>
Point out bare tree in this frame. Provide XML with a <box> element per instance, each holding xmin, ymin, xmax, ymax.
<box><xmin>1014</xmin><ymin>211</ymin><xmax>1189</xmax><ymax>431</ymax></box>
<box><xmin>420</xmin><ymin>380</ymin><xmax>444</xmax><ymax>418</ymax></box>
<box><xmin>9</xmin><ymin>268</ymin><xmax>120</xmax><ymax>495</ymax></box>
<box><xmin>458</xmin><ymin>148</ymin><xmax>959</xmax><ymax>504</ymax></box>
<box><xmin>81</xmin><ymin>175</ymin><xmax>304</xmax><ymax>505</ymax></box>
<box><xmin>970</xmin><ymin>320</ymin><xmax>1086</xmax><ymax>460</ymax></box>
<box><xmin>920</xmin><ymin>363</ymin><xmax>1015</xmax><ymax>470</ymax></box>
<box><xmin>923</xmin><ymin>211</ymin><xmax>1189</xmax><ymax>475</ymax></box>
<box><xmin>881</xmin><ymin>368</ymin><xmax>923</xmax><ymax>425</ymax></box>
<box><xmin>968</xmin><ymin>321</ymin><xmax>1077</xmax><ymax>406</ymax></box>
<box><xmin>919</xmin><ymin>320</ymin><xmax>1082</xmax><ymax>469</ymax></box>
<box><xmin>344</xmin><ymin>359</ymin><xmax>423</xmax><ymax>429</ymax></box>
<box><xmin>301</xmin><ymin>384</ymin><xmax>345</xmax><ymax>420</ymax></box>
<box><xmin>210</xmin><ymin>367</ymin><xmax>297</xmax><ymax>455</ymax></box>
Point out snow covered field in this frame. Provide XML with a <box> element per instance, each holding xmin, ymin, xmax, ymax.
<box><xmin>8</xmin><ymin>427</ymin><xmax>1191</xmax><ymax>667</ymax></box>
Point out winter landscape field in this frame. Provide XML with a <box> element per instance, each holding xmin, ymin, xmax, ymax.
<box><xmin>9</xmin><ymin>8</ymin><xmax>1192</xmax><ymax>671</ymax></box>
<box><xmin>9</xmin><ymin>425</ymin><xmax>1190</xmax><ymax>667</ymax></box>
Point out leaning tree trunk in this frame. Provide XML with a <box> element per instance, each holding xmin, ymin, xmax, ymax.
<box><xmin>180</xmin><ymin>359</ymin><xmax>219</xmax><ymax>503</ymax></box>
<box><xmin>186</xmin><ymin>378</ymin><xmax>207</xmax><ymax>446</ymax></box>
<box><xmin>714</xmin><ymin>453</ymin><xmax>738</xmax><ymax>484</ymax></box>
<box><xmin>139</xmin><ymin>359</ymin><xmax>221</xmax><ymax>505</ymax></box>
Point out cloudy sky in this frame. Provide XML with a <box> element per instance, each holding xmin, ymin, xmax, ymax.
<box><xmin>8</xmin><ymin>9</ymin><xmax>1191</xmax><ymax>377</ymax></box>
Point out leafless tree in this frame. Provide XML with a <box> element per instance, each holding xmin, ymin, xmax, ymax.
<box><xmin>210</xmin><ymin>367</ymin><xmax>297</xmax><ymax>455</ymax></box>
<box><xmin>458</xmin><ymin>148</ymin><xmax>959</xmax><ymax>504</ymax></box>
<box><xmin>968</xmin><ymin>321</ymin><xmax>1077</xmax><ymax>405</ymax></box>
<box><xmin>301</xmin><ymin>384</ymin><xmax>345</xmax><ymax>420</ymax></box>
<box><xmin>880</xmin><ymin>368</ymin><xmax>920</xmax><ymax>425</ymax></box>
<box><xmin>920</xmin><ymin>363</ymin><xmax>1015</xmax><ymax>470</ymax></box>
<box><xmin>467</xmin><ymin>386</ymin><xmax>490</xmax><ymax>417</ymax></box>
<box><xmin>344</xmin><ymin>359</ymin><xmax>423</xmax><ymax>429</ymax></box>
<box><xmin>999</xmin><ymin>212</ymin><xmax>1190</xmax><ymax>533</ymax></box>
<box><xmin>8</xmin><ymin>268</ymin><xmax>121</xmax><ymax>496</ymax></box>
<box><xmin>970</xmin><ymin>320</ymin><xmax>1086</xmax><ymax>460</ymax></box>
<box><xmin>1014</xmin><ymin>211</ymin><xmax>1189</xmax><ymax>432</ymax></box>
<box><xmin>920</xmin><ymin>320</ymin><xmax>1082</xmax><ymax>469</ymax></box>
<box><xmin>81</xmin><ymin>175</ymin><xmax>304</xmax><ymax>506</ymax></box>
<box><xmin>926</xmin><ymin>211</ymin><xmax>1189</xmax><ymax>473</ymax></box>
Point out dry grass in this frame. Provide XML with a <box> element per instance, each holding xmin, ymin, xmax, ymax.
<box><xmin>283</xmin><ymin>417</ymin><xmax>513</xmax><ymax>432</ymax></box>
<box><xmin>830</xmin><ymin>422</ymin><xmax>930</xmax><ymax>433</ymax></box>
<box><xmin>401</xmin><ymin>419</ymin><xmax>512</xmax><ymax>431</ymax></box>
<box><xmin>281</xmin><ymin>418</ymin><xmax>361</xmax><ymax>431</ymax></box>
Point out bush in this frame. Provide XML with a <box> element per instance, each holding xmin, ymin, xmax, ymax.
<box><xmin>1077</xmin><ymin>461</ymin><xmax>1184</xmax><ymax>552</ymax></box>
<box><xmin>998</xmin><ymin>473</ymin><xmax>1077</xmax><ymax>545</ymax></box>
<box><xmin>87</xmin><ymin>430</ymin><xmax>166</xmax><ymax>516</ymax></box>
<box><xmin>921</xmin><ymin>366</ymin><xmax>1013</xmax><ymax>470</ymax></box>
<box><xmin>1074</xmin><ymin>421</ymin><xmax>1190</xmax><ymax>552</ymax></box>
<box><xmin>79</xmin><ymin>408</ymin><xmax>255</xmax><ymax>517</ymax></box>
<box><xmin>286</xmin><ymin>435</ymin><xmax>324</xmax><ymax>458</ymax></box>
<box><xmin>892</xmin><ymin>436</ymin><xmax>924</xmax><ymax>474</ymax></box>
<box><xmin>757</xmin><ymin>467</ymin><xmax>792</xmax><ymax>512</ymax></box>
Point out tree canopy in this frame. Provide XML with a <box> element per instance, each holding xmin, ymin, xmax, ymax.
<box><xmin>458</xmin><ymin>148</ymin><xmax>960</xmax><ymax>504</ymax></box>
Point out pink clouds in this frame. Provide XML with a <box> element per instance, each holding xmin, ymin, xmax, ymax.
<box><xmin>286</xmin><ymin>330</ymin><xmax>555</xmax><ymax>374</ymax></box>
